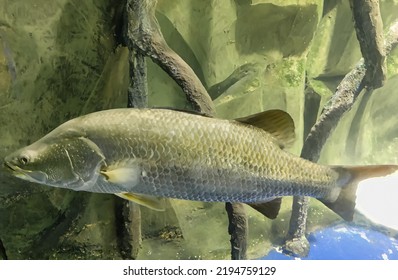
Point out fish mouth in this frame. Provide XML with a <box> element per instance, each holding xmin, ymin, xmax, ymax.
<box><xmin>3</xmin><ymin>161</ymin><xmax>18</xmax><ymax>172</ymax></box>
<box><xmin>3</xmin><ymin>162</ymin><xmax>48</xmax><ymax>183</ymax></box>
<box><xmin>3</xmin><ymin>161</ymin><xmax>28</xmax><ymax>177</ymax></box>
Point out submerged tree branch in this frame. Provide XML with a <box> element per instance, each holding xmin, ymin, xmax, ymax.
<box><xmin>116</xmin><ymin>200</ymin><xmax>142</xmax><ymax>259</ymax></box>
<box><xmin>284</xmin><ymin>20</ymin><xmax>398</xmax><ymax>257</ymax></box>
<box><xmin>116</xmin><ymin>0</ymin><xmax>153</xmax><ymax>260</ymax></box>
<box><xmin>284</xmin><ymin>196</ymin><xmax>311</xmax><ymax>256</ymax></box>
<box><xmin>350</xmin><ymin>0</ymin><xmax>386</xmax><ymax>89</ymax></box>
<box><xmin>127</xmin><ymin>48</ymin><xmax>148</xmax><ymax>108</ymax></box>
<box><xmin>124</xmin><ymin>0</ymin><xmax>215</xmax><ymax>116</ymax></box>
<box><xmin>226</xmin><ymin>203</ymin><xmax>248</xmax><ymax>260</ymax></box>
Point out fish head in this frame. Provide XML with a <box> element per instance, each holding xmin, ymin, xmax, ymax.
<box><xmin>4</xmin><ymin>145</ymin><xmax>49</xmax><ymax>184</ymax></box>
<box><xmin>3</xmin><ymin>136</ymin><xmax>105</xmax><ymax>191</ymax></box>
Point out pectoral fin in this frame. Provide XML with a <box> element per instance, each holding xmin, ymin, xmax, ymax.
<box><xmin>115</xmin><ymin>193</ymin><xmax>165</xmax><ymax>211</ymax></box>
<box><xmin>100</xmin><ymin>166</ymin><xmax>141</xmax><ymax>187</ymax></box>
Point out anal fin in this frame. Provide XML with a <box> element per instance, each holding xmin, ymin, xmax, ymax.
<box><xmin>247</xmin><ymin>198</ymin><xmax>282</xmax><ymax>219</ymax></box>
<box><xmin>115</xmin><ymin>193</ymin><xmax>165</xmax><ymax>211</ymax></box>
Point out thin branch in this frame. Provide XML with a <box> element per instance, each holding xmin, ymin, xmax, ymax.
<box><xmin>124</xmin><ymin>0</ymin><xmax>215</xmax><ymax>116</ymax></box>
<box><xmin>116</xmin><ymin>200</ymin><xmax>142</xmax><ymax>259</ymax></box>
<box><xmin>301</xmin><ymin>63</ymin><xmax>367</xmax><ymax>161</ymax></box>
<box><xmin>225</xmin><ymin>203</ymin><xmax>248</xmax><ymax>260</ymax></box>
<box><xmin>284</xmin><ymin>20</ymin><xmax>398</xmax><ymax>257</ymax></box>
<box><xmin>283</xmin><ymin>196</ymin><xmax>310</xmax><ymax>256</ymax></box>
<box><xmin>350</xmin><ymin>0</ymin><xmax>386</xmax><ymax>89</ymax></box>
<box><xmin>127</xmin><ymin>49</ymin><xmax>148</xmax><ymax>108</ymax></box>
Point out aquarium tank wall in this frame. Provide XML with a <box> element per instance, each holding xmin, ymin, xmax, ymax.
<box><xmin>0</xmin><ymin>0</ymin><xmax>398</xmax><ymax>260</ymax></box>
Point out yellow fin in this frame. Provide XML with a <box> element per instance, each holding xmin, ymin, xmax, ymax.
<box><xmin>115</xmin><ymin>193</ymin><xmax>165</xmax><ymax>211</ymax></box>
<box><xmin>235</xmin><ymin>110</ymin><xmax>295</xmax><ymax>148</ymax></box>
<box><xmin>100</xmin><ymin>166</ymin><xmax>140</xmax><ymax>187</ymax></box>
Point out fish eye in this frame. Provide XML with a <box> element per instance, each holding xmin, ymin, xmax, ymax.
<box><xmin>19</xmin><ymin>155</ymin><xmax>29</xmax><ymax>165</ymax></box>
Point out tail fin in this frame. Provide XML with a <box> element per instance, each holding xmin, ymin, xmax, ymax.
<box><xmin>320</xmin><ymin>165</ymin><xmax>398</xmax><ymax>221</ymax></box>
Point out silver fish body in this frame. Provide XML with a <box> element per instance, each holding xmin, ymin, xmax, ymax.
<box><xmin>4</xmin><ymin>108</ymin><xmax>345</xmax><ymax>204</ymax></box>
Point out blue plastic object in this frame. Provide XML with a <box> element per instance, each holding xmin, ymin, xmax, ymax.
<box><xmin>262</xmin><ymin>224</ymin><xmax>398</xmax><ymax>260</ymax></box>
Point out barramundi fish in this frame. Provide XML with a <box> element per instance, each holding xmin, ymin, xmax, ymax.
<box><xmin>3</xmin><ymin>108</ymin><xmax>397</xmax><ymax>221</ymax></box>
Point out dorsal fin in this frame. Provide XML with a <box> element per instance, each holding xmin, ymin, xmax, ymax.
<box><xmin>235</xmin><ymin>110</ymin><xmax>295</xmax><ymax>148</ymax></box>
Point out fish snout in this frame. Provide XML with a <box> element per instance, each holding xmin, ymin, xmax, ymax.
<box><xmin>3</xmin><ymin>153</ymin><xmax>31</xmax><ymax>176</ymax></box>
<box><xmin>3</xmin><ymin>161</ymin><xmax>16</xmax><ymax>172</ymax></box>
<box><xmin>3</xmin><ymin>151</ymin><xmax>31</xmax><ymax>169</ymax></box>
<box><xmin>3</xmin><ymin>157</ymin><xmax>27</xmax><ymax>174</ymax></box>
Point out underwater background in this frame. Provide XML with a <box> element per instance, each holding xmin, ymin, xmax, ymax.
<box><xmin>0</xmin><ymin>0</ymin><xmax>398</xmax><ymax>260</ymax></box>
